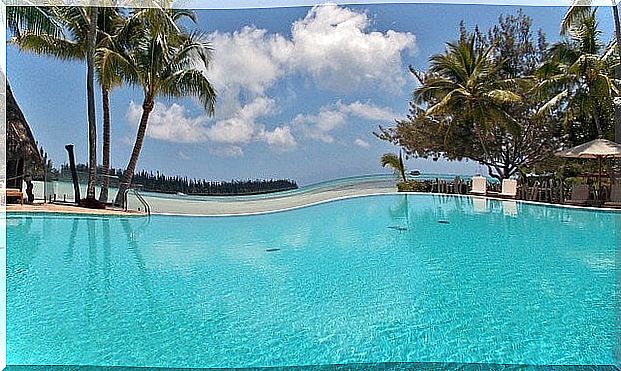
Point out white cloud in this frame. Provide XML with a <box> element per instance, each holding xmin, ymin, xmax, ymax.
<box><xmin>337</xmin><ymin>101</ymin><xmax>396</xmax><ymax>121</ymax></box>
<box><xmin>293</xmin><ymin>109</ymin><xmax>347</xmax><ymax>143</ymax></box>
<box><xmin>294</xmin><ymin>101</ymin><xmax>396</xmax><ymax>143</ymax></box>
<box><xmin>288</xmin><ymin>4</ymin><xmax>416</xmax><ymax>92</ymax></box>
<box><xmin>127</xmin><ymin>97</ymin><xmax>297</xmax><ymax>154</ymax></box>
<box><xmin>205</xmin><ymin>4</ymin><xmax>415</xmax><ymax>97</ymax></box>
<box><xmin>354</xmin><ymin>138</ymin><xmax>371</xmax><ymax>148</ymax></box>
<box><xmin>178</xmin><ymin>151</ymin><xmax>191</xmax><ymax>160</ymax></box>
<box><xmin>127</xmin><ymin>101</ymin><xmax>210</xmax><ymax>143</ymax></box>
<box><xmin>259</xmin><ymin>126</ymin><xmax>297</xmax><ymax>152</ymax></box>
<box><xmin>126</xmin><ymin>5</ymin><xmax>413</xmax><ymax>154</ymax></box>
<box><xmin>204</xmin><ymin>97</ymin><xmax>275</xmax><ymax>145</ymax></box>
<box><xmin>205</xmin><ymin>97</ymin><xmax>298</xmax><ymax>152</ymax></box>
<box><xmin>209</xmin><ymin>27</ymin><xmax>290</xmax><ymax>96</ymax></box>
<box><xmin>210</xmin><ymin>145</ymin><xmax>244</xmax><ymax>158</ymax></box>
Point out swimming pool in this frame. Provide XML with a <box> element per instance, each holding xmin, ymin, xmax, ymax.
<box><xmin>6</xmin><ymin>194</ymin><xmax>619</xmax><ymax>368</ymax></box>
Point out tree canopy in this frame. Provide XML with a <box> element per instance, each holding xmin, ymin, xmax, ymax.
<box><xmin>376</xmin><ymin>10</ymin><xmax>617</xmax><ymax>180</ymax></box>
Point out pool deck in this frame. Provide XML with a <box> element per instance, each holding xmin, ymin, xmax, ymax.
<box><xmin>5</xmin><ymin>203</ymin><xmax>146</xmax><ymax>216</ymax></box>
<box><xmin>3</xmin><ymin>180</ymin><xmax>397</xmax><ymax>217</ymax></box>
<box><xmin>6</xmin><ymin>180</ymin><xmax>621</xmax><ymax>217</ymax></box>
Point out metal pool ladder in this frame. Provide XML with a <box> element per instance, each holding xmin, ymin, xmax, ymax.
<box><xmin>123</xmin><ymin>185</ymin><xmax>151</xmax><ymax>216</ymax></box>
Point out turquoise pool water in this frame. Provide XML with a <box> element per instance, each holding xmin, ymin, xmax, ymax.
<box><xmin>6</xmin><ymin>195</ymin><xmax>619</xmax><ymax>368</ymax></box>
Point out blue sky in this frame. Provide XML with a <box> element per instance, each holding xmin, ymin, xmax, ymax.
<box><xmin>7</xmin><ymin>4</ymin><xmax>616</xmax><ymax>184</ymax></box>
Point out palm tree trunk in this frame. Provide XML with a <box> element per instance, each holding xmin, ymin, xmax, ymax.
<box><xmin>99</xmin><ymin>86</ymin><xmax>111</xmax><ymax>202</ymax></box>
<box><xmin>593</xmin><ymin>104</ymin><xmax>604</xmax><ymax>137</ymax></box>
<box><xmin>114</xmin><ymin>98</ymin><xmax>154</xmax><ymax>207</ymax></box>
<box><xmin>65</xmin><ymin>144</ymin><xmax>81</xmax><ymax>204</ymax></box>
<box><xmin>612</xmin><ymin>0</ymin><xmax>621</xmax><ymax>145</ymax></box>
<box><xmin>85</xmin><ymin>6</ymin><xmax>99</xmax><ymax>200</ymax></box>
<box><xmin>398</xmin><ymin>151</ymin><xmax>407</xmax><ymax>182</ymax></box>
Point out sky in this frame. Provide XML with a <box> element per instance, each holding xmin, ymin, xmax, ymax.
<box><xmin>7</xmin><ymin>3</ymin><xmax>616</xmax><ymax>184</ymax></box>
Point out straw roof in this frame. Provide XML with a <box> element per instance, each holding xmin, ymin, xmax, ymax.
<box><xmin>6</xmin><ymin>81</ymin><xmax>43</xmax><ymax>168</ymax></box>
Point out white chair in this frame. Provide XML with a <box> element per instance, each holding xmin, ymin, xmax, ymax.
<box><xmin>499</xmin><ymin>179</ymin><xmax>517</xmax><ymax>199</ymax></box>
<box><xmin>470</xmin><ymin>176</ymin><xmax>487</xmax><ymax>195</ymax></box>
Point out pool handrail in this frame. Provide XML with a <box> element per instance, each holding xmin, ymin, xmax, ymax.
<box><xmin>124</xmin><ymin>185</ymin><xmax>151</xmax><ymax>215</ymax></box>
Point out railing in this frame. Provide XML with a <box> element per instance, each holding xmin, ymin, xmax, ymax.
<box><xmin>403</xmin><ymin>176</ymin><xmax>620</xmax><ymax>205</ymax></box>
<box><xmin>38</xmin><ymin>170</ymin><xmax>122</xmax><ymax>204</ymax></box>
<box><xmin>123</xmin><ymin>185</ymin><xmax>151</xmax><ymax>215</ymax></box>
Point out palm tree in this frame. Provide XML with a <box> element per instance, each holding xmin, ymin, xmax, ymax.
<box><xmin>381</xmin><ymin>151</ymin><xmax>407</xmax><ymax>182</ymax></box>
<box><xmin>85</xmin><ymin>7</ymin><xmax>99</xmax><ymax>201</ymax></box>
<box><xmin>536</xmin><ymin>12</ymin><xmax>618</xmax><ymax>141</ymax></box>
<box><xmin>561</xmin><ymin>2</ymin><xmax>621</xmax><ymax>143</ymax></box>
<box><xmin>12</xmin><ymin>6</ymin><xmax>103</xmax><ymax>204</ymax></box>
<box><xmin>95</xmin><ymin>8</ymin><xmax>126</xmax><ymax>203</ymax></box>
<box><xmin>103</xmin><ymin>9</ymin><xmax>216</xmax><ymax>206</ymax></box>
<box><xmin>413</xmin><ymin>37</ymin><xmax>522</xmax><ymax>160</ymax></box>
<box><xmin>12</xmin><ymin>7</ymin><xmax>128</xmax><ymax>204</ymax></box>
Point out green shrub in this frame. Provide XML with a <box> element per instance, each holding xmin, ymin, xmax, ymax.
<box><xmin>397</xmin><ymin>180</ymin><xmax>432</xmax><ymax>192</ymax></box>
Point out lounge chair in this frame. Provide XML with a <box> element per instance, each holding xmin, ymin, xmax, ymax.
<box><xmin>565</xmin><ymin>184</ymin><xmax>592</xmax><ymax>206</ymax></box>
<box><xmin>4</xmin><ymin>188</ymin><xmax>24</xmax><ymax>205</ymax></box>
<box><xmin>470</xmin><ymin>176</ymin><xmax>487</xmax><ymax>195</ymax></box>
<box><xmin>604</xmin><ymin>184</ymin><xmax>621</xmax><ymax>208</ymax></box>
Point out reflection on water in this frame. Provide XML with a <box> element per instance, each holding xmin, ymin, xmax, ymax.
<box><xmin>502</xmin><ymin>201</ymin><xmax>518</xmax><ymax>217</ymax></box>
<box><xmin>120</xmin><ymin>219</ymin><xmax>155</xmax><ymax>304</ymax></box>
<box><xmin>63</xmin><ymin>218</ymin><xmax>79</xmax><ymax>267</ymax></box>
<box><xmin>7</xmin><ymin>217</ymin><xmax>41</xmax><ymax>280</ymax></box>
<box><xmin>102</xmin><ymin>220</ymin><xmax>111</xmax><ymax>301</ymax></box>
<box><xmin>472</xmin><ymin>197</ymin><xmax>488</xmax><ymax>213</ymax></box>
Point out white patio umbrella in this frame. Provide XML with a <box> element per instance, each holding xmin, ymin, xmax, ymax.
<box><xmin>556</xmin><ymin>138</ymin><xmax>621</xmax><ymax>159</ymax></box>
<box><xmin>556</xmin><ymin>138</ymin><xmax>621</xmax><ymax>198</ymax></box>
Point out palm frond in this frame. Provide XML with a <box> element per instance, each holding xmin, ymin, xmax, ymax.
<box><xmin>160</xmin><ymin>69</ymin><xmax>216</xmax><ymax>114</ymax></box>
<box><xmin>380</xmin><ymin>153</ymin><xmax>405</xmax><ymax>180</ymax></box>
<box><xmin>561</xmin><ymin>2</ymin><xmax>592</xmax><ymax>35</ymax></box>
<box><xmin>485</xmin><ymin>89</ymin><xmax>522</xmax><ymax>104</ymax></box>
<box><xmin>7</xmin><ymin>6</ymin><xmax>65</xmax><ymax>37</ymax></box>
<box><xmin>11</xmin><ymin>32</ymin><xmax>85</xmax><ymax>60</ymax></box>
<box><xmin>536</xmin><ymin>90</ymin><xmax>569</xmax><ymax>116</ymax></box>
<box><xmin>425</xmin><ymin>89</ymin><xmax>466</xmax><ymax>116</ymax></box>
<box><xmin>95</xmin><ymin>46</ymin><xmax>141</xmax><ymax>90</ymax></box>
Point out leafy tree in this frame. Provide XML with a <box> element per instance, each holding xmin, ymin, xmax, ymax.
<box><xmin>377</xmin><ymin>12</ymin><xmax>559</xmax><ymax>180</ymax></box>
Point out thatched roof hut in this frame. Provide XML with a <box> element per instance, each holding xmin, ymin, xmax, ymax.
<box><xmin>6</xmin><ymin>80</ymin><xmax>44</xmax><ymax>189</ymax></box>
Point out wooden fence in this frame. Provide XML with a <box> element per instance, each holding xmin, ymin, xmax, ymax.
<box><xmin>412</xmin><ymin>177</ymin><xmax>595</xmax><ymax>205</ymax></box>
